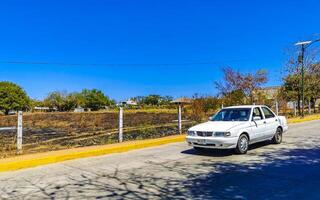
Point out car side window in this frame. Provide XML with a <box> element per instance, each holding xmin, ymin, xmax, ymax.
<box><xmin>252</xmin><ymin>108</ymin><xmax>263</xmax><ymax>120</ymax></box>
<box><xmin>262</xmin><ymin>107</ymin><xmax>275</xmax><ymax>118</ymax></box>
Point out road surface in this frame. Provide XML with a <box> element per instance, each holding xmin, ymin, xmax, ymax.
<box><xmin>0</xmin><ymin>120</ymin><xmax>320</xmax><ymax>199</ymax></box>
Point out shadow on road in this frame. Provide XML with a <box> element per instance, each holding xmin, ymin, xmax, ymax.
<box><xmin>181</xmin><ymin>141</ymin><xmax>272</xmax><ymax>157</ymax></box>
<box><xmin>181</xmin><ymin>148</ymin><xmax>234</xmax><ymax>157</ymax></box>
<box><xmin>2</xmin><ymin>145</ymin><xmax>320</xmax><ymax>199</ymax></box>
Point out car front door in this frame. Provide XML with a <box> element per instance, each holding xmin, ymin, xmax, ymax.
<box><xmin>261</xmin><ymin>107</ymin><xmax>278</xmax><ymax>138</ymax></box>
<box><xmin>250</xmin><ymin>107</ymin><xmax>266</xmax><ymax>143</ymax></box>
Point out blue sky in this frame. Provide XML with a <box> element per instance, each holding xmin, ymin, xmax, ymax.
<box><xmin>0</xmin><ymin>0</ymin><xmax>319</xmax><ymax>101</ymax></box>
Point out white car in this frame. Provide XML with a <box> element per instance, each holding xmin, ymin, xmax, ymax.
<box><xmin>186</xmin><ymin>105</ymin><xmax>288</xmax><ymax>154</ymax></box>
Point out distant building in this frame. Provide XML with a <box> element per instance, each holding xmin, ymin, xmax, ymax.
<box><xmin>74</xmin><ymin>107</ymin><xmax>85</xmax><ymax>113</ymax></box>
<box><xmin>34</xmin><ymin>106</ymin><xmax>52</xmax><ymax>112</ymax></box>
<box><xmin>255</xmin><ymin>86</ymin><xmax>280</xmax><ymax>100</ymax></box>
<box><xmin>118</xmin><ymin>99</ymin><xmax>138</xmax><ymax>107</ymax></box>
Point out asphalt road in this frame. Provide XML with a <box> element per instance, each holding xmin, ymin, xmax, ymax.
<box><xmin>0</xmin><ymin>120</ymin><xmax>320</xmax><ymax>200</ymax></box>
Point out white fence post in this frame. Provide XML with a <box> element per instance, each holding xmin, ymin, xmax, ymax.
<box><xmin>308</xmin><ymin>99</ymin><xmax>311</xmax><ymax>114</ymax></box>
<box><xmin>178</xmin><ymin>104</ymin><xmax>182</xmax><ymax>134</ymax></box>
<box><xmin>17</xmin><ymin>111</ymin><xmax>23</xmax><ymax>153</ymax></box>
<box><xmin>275</xmin><ymin>101</ymin><xmax>279</xmax><ymax>116</ymax></box>
<box><xmin>294</xmin><ymin>101</ymin><xmax>297</xmax><ymax>116</ymax></box>
<box><xmin>119</xmin><ymin>107</ymin><xmax>123</xmax><ymax>142</ymax></box>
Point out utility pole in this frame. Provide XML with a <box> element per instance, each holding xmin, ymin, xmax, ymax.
<box><xmin>295</xmin><ymin>39</ymin><xmax>320</xmax><ymax>118</ymax></box>
<box><xmin>298</xmin><ymin>44</ymin><xmax>305</xmax><ymax>118</ymax></box>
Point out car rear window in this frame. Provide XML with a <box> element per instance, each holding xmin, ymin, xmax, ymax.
<box><xmin>262</xmin><ymin>107</ymin><xmax>275</xmax><ymax>118</ymax></box>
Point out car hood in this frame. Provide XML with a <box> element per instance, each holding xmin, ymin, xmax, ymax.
<box><xmin>189</xmin><ymin>121</ymin><xmax>246</xmax><ymax>132</ymax></box>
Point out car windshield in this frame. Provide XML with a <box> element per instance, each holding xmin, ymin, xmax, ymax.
<box><xmin>210</xmin><ymin>108</ymin><xmax>251</xmax><ymax>121</ymax></box>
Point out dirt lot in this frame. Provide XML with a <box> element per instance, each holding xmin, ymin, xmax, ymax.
<box><xmin>0</xmin><ymin>110</ymin><xmax>195</xmax><ymax>158</ymax></box>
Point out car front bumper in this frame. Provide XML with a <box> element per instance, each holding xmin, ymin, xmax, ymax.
<box><xmin>186</xmin><ymin>136</ymin><xmax>238</xmax><ymax>149</ymax></box>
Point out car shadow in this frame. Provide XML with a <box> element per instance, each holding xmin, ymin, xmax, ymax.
<box><xmin>181</xmin><ymin>148</ymin><xmax>234</xmax><ymax>157</ymax></box>
<box><xmin>249</xmin><ymin>140</ymin><xmax>271</xmax><ymax>150</ymax></box>
<box><xmin>181</xmin><ymin>140</ymin><xmax>273</xmax><ymax>157</ymax></box>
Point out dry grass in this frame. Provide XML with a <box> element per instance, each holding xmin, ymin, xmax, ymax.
<box><xmin>0</xmin><ymin>111</ymin><xmax>178</xmax><ymax>130</ymax></box>
<box><xmin>0</xmin><ymin>110</ymin><xmax>193</xmax><ymax>158</ymax></box>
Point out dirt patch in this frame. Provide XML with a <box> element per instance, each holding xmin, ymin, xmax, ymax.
<box><xmin>0</xmin><ymin>111</ymin><xmax>194</xmax><ymax>158</ymax></box>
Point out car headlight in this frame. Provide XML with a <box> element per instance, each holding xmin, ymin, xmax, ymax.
<box><xmin>187</xmin><ymin>130</ymin><xmax>196</xmax><ymax>136</ymax></box>
<box><xmin>214</xmin><ymin>132</ymin><xmax>231</xmax><ymax>137</ymax></box>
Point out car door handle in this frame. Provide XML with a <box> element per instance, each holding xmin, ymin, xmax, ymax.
<box><xmin>263</xmin><ymin>121</ymin><xmax>267</xmax><ymax>124</ymax></box>
<box><xmin>275</xmin><ymin>119</ymin><xmax>278</xmax><ymax>122</ymax></box>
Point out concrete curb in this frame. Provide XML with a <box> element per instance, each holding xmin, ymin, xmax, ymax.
<box><xmin>0</xmin><ymin>135</ymin><xmax>185</xmax><ymax>172</ymax></box>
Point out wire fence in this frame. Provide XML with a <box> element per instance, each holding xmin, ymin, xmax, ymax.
<box><xmin>0</xmin><ymin>108</ymin><xmax>196</xmax><ymax>158</ymax></box>
<box><xmin>269</xmin><ymin>100</ymin><xmax>320</xmax><ymax>117</ymax></box>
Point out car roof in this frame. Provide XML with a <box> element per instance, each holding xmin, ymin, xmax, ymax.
<box><xmin>224</xmin><ymin>105</ymin><xmax>267</xmax><ymax>109</ymax></box>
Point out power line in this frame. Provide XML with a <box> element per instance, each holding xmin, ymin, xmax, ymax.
<box><xmin>0</xmin><ymin>59</ymin><xmax>250</xmax><ymax>67</ymax></box>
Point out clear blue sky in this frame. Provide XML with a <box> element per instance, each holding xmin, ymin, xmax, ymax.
<box><xmin>0</xmin><ymin>0</ymin><xmax>319</xmax><ymax>101</ymax></box>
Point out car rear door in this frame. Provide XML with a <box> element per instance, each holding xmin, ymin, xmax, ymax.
<box><xmin>250</xmin><ymin>107</ymin><xmax>266</xmax><ymax>142</ymax></box>
<box><xmin>261</xmin><ymin>107</ymin><xmax>278</xmax><ymax>138</ymax></box>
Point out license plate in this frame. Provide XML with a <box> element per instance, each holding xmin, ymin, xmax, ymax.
<box><xmin>197</xmin><ymin>139</ymin><xmax>206</xmax><ymax>144</ymax></box>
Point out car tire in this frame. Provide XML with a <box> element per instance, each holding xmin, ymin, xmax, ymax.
<box><xmin>235</xmin><ymin>134</ymin><xmax>249</xmax><ymax>154</ymax></box>
<box><xmin>272</xmin><ymin>127</ymin><xmax>282</xmax><ymax>144</ymax></box>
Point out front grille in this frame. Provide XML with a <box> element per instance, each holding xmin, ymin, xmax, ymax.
<box><xmin>196</xmin><ymin>131</ymin><xmax>213</xmax><ymax>137</ymax></box>
<box><xmin>194</xmin><ymin>143</ymin><xmax>215</xmax><ymax>146</ymax></box>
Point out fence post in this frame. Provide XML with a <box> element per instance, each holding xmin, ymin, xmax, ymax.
<box><xmin>308</xmin><ymin>99</ymin><xmax>311</xmax><ymax>114</ymax></box>
<box><xmin>221</xmin><ymin>104</ymin><xmax>224</xmax><ymax>109</ymax></box>
<box><xmin>17</xmin><ymin>111</ymin><xmax>23</xmax><ymax>154</ymax></box>
<box><xmin>294</xmin><ymin>101</ymin><xmax>297</xmax><ymax>116</ymax></box>
<box><xmin>178</xmin><ymin>104</ymin><xmax>182</xmax><ymax>134</ymax></box>
<box><xmin>275</xmin><ymin>101</ymin><xmax>279</xmax><ymax>115</ymax></box>
<box><xmin>119</xmin><ymin>107</ymin><xmax>123</xmax><ymax>142</ymax></box>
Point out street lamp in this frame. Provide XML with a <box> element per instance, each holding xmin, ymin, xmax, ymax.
<box><xmin>295</xmin><ymin>39</ymin><xmax>320</xmax><ymax>117</ymax></box>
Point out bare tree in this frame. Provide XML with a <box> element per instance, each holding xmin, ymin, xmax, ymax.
<box><xmin>215</xmin><ymin>67</ymin><xmax>268</xmax><ymax>105</ymax></box>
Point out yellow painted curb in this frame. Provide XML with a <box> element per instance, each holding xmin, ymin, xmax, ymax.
<box><xmin>0</xmin><ymin>134</ymin><xmax>186</xmax><ymax>172</ymax></box>
<box><xmin>287</xmin><ymin>114</ymin><xmax>320</xmax><ymax>124</ymax></box>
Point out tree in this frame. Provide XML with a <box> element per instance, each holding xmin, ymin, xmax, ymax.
<box><xmin>221</xmin><ymin>89</ymin><xmax>247</xmax><ymax>106</ymax></box>
<box><xmin>131</xmin><ymin>95</ymin><xmax>173</xmax><ymax>107</ymax></box>
<box><xmin>81</xmin><ymin>89</ymin><xmax>112</xmax><ymax>111</ymax></box>
<box><xmin>241</xmin><ymin>69</ymin><xmax>268</xmax><ymax>103</ymax></box>
<box><xmin>44</xmin><ymin>91</ymin><xmax>67</xmax><ymax>111</ymax></box>
<box><xmin>307</xmin><ymin>63</ymin><xmax>320</xmax><ymax>112</ymax></box>
<box><xmin>190</xmin><ymin>94</ymin><xmax>221</xmax><ymax>121</ymax></box>
<box><xmin>215</xmin><ymin>67</ymin><xmax>268</xmax><ymax>104</ymax></box>
<box><xmin>43</xmin><ymin>89</ymin><xmax>114</xmax><ymax>112</ymax></box>
<box><xmin>0</xmin><ymin>82</ymin><xmax>30</xmax><ymax>114</ymax></box>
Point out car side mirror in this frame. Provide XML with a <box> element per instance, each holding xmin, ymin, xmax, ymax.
<box><xmin>208</xmin><ymin>116</ymin><xmax>213</xmax><ymax>121</ymax></box>
<box><xmin>252</xmin><ymin>116</ymin><xmax>261</xmax><ymax>121</ymax></box>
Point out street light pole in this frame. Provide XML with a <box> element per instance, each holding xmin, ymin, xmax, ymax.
<box><xmin>299</xmin><ymin>44</ymin><xmax>305</xmax><ymax>117</ymax></box>
<box><xmin>295</xmin><ymin>39</ymin><xmax>320</xmax><ymax>118</ymax></box>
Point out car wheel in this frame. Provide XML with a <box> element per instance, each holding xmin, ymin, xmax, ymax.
<box><xmin>272</xmin><ymin>127</ymin><xmax>282</xmax><ymax>144</ymax></box>
<box><xmin>235</xmin><ymin>134</ymin><xmax>249</xmax><ymax>154</ymax></box>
